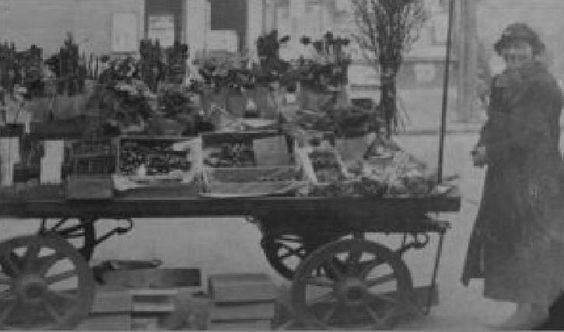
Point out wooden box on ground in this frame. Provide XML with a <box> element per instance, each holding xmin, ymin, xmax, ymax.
<box><xmin>131</xmin><ymin>289</ymin><xmax>188</xmax><ymax>313</ymax></box>
<box><xmin>77</xmin><ymin>314</ymin><xmax>132</xmax><ymax>330</ymax></box>
<box><xmin>90</xmin><ymin>287</ymin><xmax>132</xmax><ymax>313</ymax></box>
<box><xmin>102</xmin><ymin>268</ymin><xmax>201</xmax><ymax>289</ymax></box>
<box><xmin>208</xmin><ymin>319</ymin><xmax>273</xmax><ymax>330</ymax></box>
<box><xmin>210</xmin><ymin>302</ymin><xmax>275</xmax><ymax>321</ymax></box>
<box><xmin>77</xmin><ymin>287</ymin><xmax>132</xmax><ymax>330</ymax></box>
<box><xmin>130</xmin><ymin>288</ymin><xmax>208</xmax><ymax>330</ymax></box>
<box><xmin>208</xmin><ymin>273</ymin><xmax>277</xmax><ymax>304</ymax></box>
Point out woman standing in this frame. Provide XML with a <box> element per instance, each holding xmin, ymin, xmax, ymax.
<box><xmin>462</xmin><ymin>23</ymin><xmax>564</xmax><ymax>329</ymax></box>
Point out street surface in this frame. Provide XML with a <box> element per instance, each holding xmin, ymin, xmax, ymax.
<box><xmin>2</xmin><ymin>130</ymin><xmax>551</xmax><ymax>330</ymax></box>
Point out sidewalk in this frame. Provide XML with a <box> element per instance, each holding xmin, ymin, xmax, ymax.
<box><xmin>400</xmin><ymin>120</ymin><xmax>483</xmax><ymax>136</ymax></box>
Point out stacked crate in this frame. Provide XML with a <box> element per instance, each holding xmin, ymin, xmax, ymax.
<box><xmin>77</xmin><ymin>287</ymin><xmax>132</xmax><ymax>330</ymax></box>
<box><xmin>208</xmin><ymin>273</ymin><xmax>277</xmax><ymax>330</ymax></box>
<box><xmin>79</xmin><ymin>267</ymin><xmax>202</xmax><ymax>330</ymax></box>
<box><xmin>130</xmin><ymin>289</ymin><xmax>179</xmax><ymax>330</ymax></box>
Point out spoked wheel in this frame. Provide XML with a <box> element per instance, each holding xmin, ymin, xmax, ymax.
<box><xmin>261</xmin><ymin>234</ymin><xmax>339</xmax><ymax>280</ymax></box>
<box><xmin>0</xmin><ymin>235</ymin><xmax>95</xmax><ymax>330</ymax></box>
<box><xmin>291</xmin><ymin>239</ymin><xmax>414</xmax><ymax>330</ymax></box>
<box><xmin>39</xmin><ymin>218</ymin><xmax>97</xmax><ymax>261</ymax></box>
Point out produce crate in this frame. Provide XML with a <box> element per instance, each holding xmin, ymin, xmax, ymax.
<box><xmin>71</xmin><ymin>139</ymin><xmax>114</xmax><ymax>155</ymax></box>
<box><xmin>295</xmin><ymin>145</ymin><xmax>350</xmax><ymax>185</ymax></box>
<box><xmin>204</xmin><ymin>166</ymin><xmax>300</xmax><ymax>183</ymax></box>
<box><xmin>202</xmin><ymin>166</ymin><xmax>307</xmax><ymax>197</ymax></box>
<box><xmin>69</xmin><ymin>139</ymin><xmax>116</xmax><ymax>175</ymax></box>
<box><xmin>201</xmin><ymin>131</ymin><xmax>291</xmax><ymax>168</ymax></box>
<box><xmin>200</xmin><ymin>131</ymin><xmax>302</xmax><ymax>196</ymax></box>
<box><xmin>116</xmin><ymin>135</ymin><xmax>203</xmax><ymax>182</ymax></box>
<box><xmin>293</xmin><ymin>130</ymin><xmax>335</xmax><ymax>149</ymax></box>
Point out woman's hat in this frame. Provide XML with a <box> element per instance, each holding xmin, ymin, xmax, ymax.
<box><xmin>494</xmin><ymin>23</ymin><xmax>545</xmax><ymax>55</ymax></box>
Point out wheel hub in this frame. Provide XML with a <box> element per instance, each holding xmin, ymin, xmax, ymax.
<box><xmin>15</xmin><ymin>274</ymin><xmax>48</xmax><ymax>304</ymax></box>
<box><xmin>336</xmin><ymin>278</ymin><xmax>368</xmax><ymax>307</ymax></box>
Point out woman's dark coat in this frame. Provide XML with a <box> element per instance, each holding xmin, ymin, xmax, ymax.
<box><xmin>462</xmin><ymin>61</ymin><xmax>564</xmax><ymax>306</ymax></box>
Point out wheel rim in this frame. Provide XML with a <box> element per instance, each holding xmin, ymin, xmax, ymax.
<box><xmin>0</xmin><ymin>235</ymin><xmax>95</xmax><ymax>330</ymax></box>
<box><xmin>291</xmin><ymin>239</ymin><xmax>413</xmax><ymax>330</ymax></box>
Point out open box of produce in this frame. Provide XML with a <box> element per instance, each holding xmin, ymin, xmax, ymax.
<box><xmin>295</xmin><ymin>145</ymin><xmax>350</xmax><ymax>184</ymax></box>
<box><xmin>364</xmin><ymin>150</ymin><xmax>438</xmax><ymax>197</ymax></box>
<box><xmin>200</xmin><ymin>131</ymin><xmax>305</xmax><ymax>197</ymax></box>
<box><xmin>201</xmin><ymin>130</ymin><xmax>291</xmax><ymax>168</ymax></box>
<box><xmin>296</xmin><ymin>133</ymin><xmax>456</xmax><ymax>198</ymax></box>
<box><xmin>113</xmin><ymin>136</ymin><xmax>204</xmax><ymax>196</ymax></box>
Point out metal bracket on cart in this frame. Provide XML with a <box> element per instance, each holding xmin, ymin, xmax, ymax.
<box><xmin>397</xmin><ymin>232</ymin><xmax>430</xmax><ymax>256</ymax></box>
<box><xmin>94</xmin><ymin>218</ymin><xmax>134</xmax><ymax>246</ymax></box>
<box><xmin>37</xmin><ymin>217</ymin><xmax>134</xmax><ymax>261</ymax></box>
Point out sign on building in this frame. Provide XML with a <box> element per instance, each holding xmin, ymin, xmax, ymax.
<box><xmin>148</xmin><ymin>15</ymin><xmax>175</xmax><ymax>47</ymax></box>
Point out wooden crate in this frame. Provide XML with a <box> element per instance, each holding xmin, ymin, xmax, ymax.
<box><xmin>90</xmin><ymin>288</ymin><xmax>132</xmax><ymax>314</ymax></box>
<box><xmin>65</xmin><ymin>175</ymin><xmax>114</xmax><ymax>200</ymax></box>
<box><xmin>77</xmin><ymin>314</ymin><xmax>131</xmax><ymax>330</ymax></box>
<box><xmin>116</xmin><ymin>135</ymin><xmax>202</xmax><ymax>179</ymax></box>
<box><xmin>208</xmin><ymin>319</ymin><xmax>272</xmax><ymax>330</ymax></box>
<box><xmin>202</xmin><ymin>166</ymin><xmax>307</xmax><ymax>197</ymax></box>
<box><xmin>210</xmin><ymin>302</ymin><xmax>275</xmax><ymax>321</ymax></box>
<box><xmin>103</xmin><ymin>268</ymin><xmax>201</xmax><ymax>289</ymax></box>
<box><xmin>295</xmin><ymin>144</ymin><xmax>350</xmax><ymax>185</ymax></box>
<box><xmin>78</xmin><ymin>287</ymin><xmax>132</xmax><ymax>331</ymax></box>
<box><xmin>131</xmin><ymin>289</ymin><xmax>178</xmax><ymax>313</ymax></box>
<box><xmin>208</xmin><ymin>273</ymin><xmax>277</xmax><ymax>304</ymax></box>
<box><xmin>201</xmin><ymin>131</ymin><xmax>292</xmax><ymax>168</ymax></box>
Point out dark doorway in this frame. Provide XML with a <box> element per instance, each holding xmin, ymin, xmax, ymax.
<box><xmin>210</xmin><ymin>0</ymin><xmax>247</xmax><ymax>52</ymax></box>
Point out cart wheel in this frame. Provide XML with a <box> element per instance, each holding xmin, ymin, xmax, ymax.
<box><xmin>39</xmin><ymin>218</ymin><xmax>97</xmax><ymax>261</ymax></box>
<box><xmin>261</xmin><ymin>234</ymin><xmax>339</xmax><ymax>280</ymax></box>
<box><xmin>0</xmin><ymin>234</ymin><xmax>95</xmax><ymax>330</ymax></box>
<box><xmin>291</xmin><ymin>239</ymin><xmax>413</xmax><ymax>330</ymax></box>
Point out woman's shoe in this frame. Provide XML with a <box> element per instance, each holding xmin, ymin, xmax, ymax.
<box><xmin>492</xmin><ymin>304</ymin><xmax>548</xmax><ymax>330</ymax></box>
<box><xmin>491</xmin><ymin>303</ymin><xmax>530</xmax><ymax>330</ymax></box>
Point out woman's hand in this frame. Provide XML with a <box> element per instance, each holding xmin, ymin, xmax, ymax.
<box><xmin>472</xmin><ymin>145</ymin><xmax>488</xmax><ymax>167</ymax></box>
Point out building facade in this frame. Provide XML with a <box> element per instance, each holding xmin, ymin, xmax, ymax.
<box><xmin>0</xmin><ymin>0</ymin><xmax>265</xmax><ymax>58</ymax></box>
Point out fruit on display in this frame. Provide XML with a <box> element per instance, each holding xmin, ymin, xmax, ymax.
<box><xmin>204</xmin><ymin>142</ymin><xmax>257</xmax><ymax>168</ymax></box>
<box><xmin>308</xmin><ymin>150</ymin><xmax>345</xmax><ymax>183</ymax></box>
<box><xmin>119</xmin><ymin>140</ymin><xmax>192</xmax><ymax>176</ymax></box>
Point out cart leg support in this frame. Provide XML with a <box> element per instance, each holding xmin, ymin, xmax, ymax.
<box><xmin>425</xmin><ymin>230</ymin><xmax>446</xmax><ymax>315</ymax></box>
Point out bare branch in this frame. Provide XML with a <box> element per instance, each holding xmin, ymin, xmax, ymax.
<box><xmin>351</xmin><ymin>0</ymin><xmax>427</xmax><ymax>135</ymax></box>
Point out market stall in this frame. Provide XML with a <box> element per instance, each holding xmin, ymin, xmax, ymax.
<box><xmin>0</xmin><ymin>3</ymin><xmax>461</xmax><ymax>329</ymax></box>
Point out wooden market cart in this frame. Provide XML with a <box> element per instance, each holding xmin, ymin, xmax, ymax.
<box><xmin>0</xmin><ymin>0</ymin><xmax>460</xmax><ymax>328</ymax></box>
<box><xmin>0</xmin><ymin>184</ymin><xmax>460</xmax><ymax>330</ymax></box>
